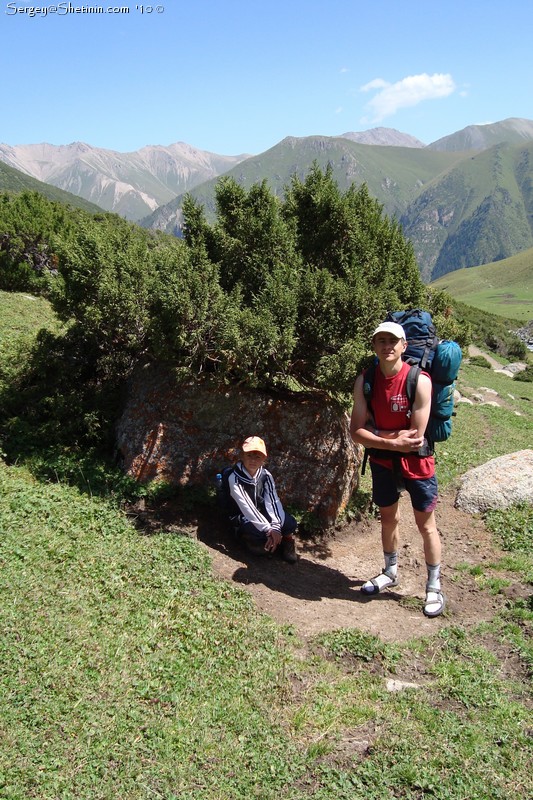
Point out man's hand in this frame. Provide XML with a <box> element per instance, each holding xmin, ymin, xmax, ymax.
<box><xmin>265</xmin><ymin>530</ymin><xmax>282</xmax><ymax>552</ymax></box>
<box><xmin>392</xmin><ymin>429</ymin><xmax>425</xmax><ymax>452</ymax></box>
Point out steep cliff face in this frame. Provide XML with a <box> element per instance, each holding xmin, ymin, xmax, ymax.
<box><xmin>117</xmin><ymin>366</ymin><xmax>361</xmax><ymax>528</ymax></box>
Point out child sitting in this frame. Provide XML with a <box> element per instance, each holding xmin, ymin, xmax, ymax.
<box><xmin>227</xmin><ymin>435</ymin><xmax>298</xmax><ymax>563</ymax></box>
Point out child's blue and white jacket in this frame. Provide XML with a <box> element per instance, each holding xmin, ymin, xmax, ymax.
<box><xmin>227</xmin><ymin>461</ymin><xmax>286</xmax><ymax>533</ymax></box>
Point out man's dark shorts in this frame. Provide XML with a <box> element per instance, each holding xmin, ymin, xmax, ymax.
<box><xmin>370</xmin><ymin>461</ymin><xmax>438</xmax><ymax>512</ymax></box>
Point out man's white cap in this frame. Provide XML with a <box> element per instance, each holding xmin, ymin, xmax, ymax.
<box><xmin>372</xmin><ymin>321</ymin><xmax>406</xmax><ymax>340</ymax></box>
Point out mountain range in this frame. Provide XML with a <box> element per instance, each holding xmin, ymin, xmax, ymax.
<box><xmin>0</xmin><ymin>141</ymin><xmax>249</xmax><ymax>222</ymax></box>
<box><xmin>2</xmin><ymin>117</ymin><xmax>533</xmax><ymax>282</ymax></box>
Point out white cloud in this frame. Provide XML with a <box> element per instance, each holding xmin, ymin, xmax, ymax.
<box><xmin>360</xmin><ymin>78</ymin><xmax>389</xmax><ymax>92</ymax></box>
<box><xmin>360</xmin><ymin>73</ymin><xmax>456</xmax><ymax>122</ymax></box>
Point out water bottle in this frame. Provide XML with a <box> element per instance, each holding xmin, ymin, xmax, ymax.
<box><xmin>214</xmin><ymin>472</ymin><xmax>223</xmax><ymax>506</ymax></box>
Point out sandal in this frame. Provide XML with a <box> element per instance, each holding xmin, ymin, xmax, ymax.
<box><xmin>423</xmin><ymin>589</ymin><xmax>446</xmax><ymax>618</ymax></box>
<box><xmin>361</xmin><ymin>571</ymin><xmax>398</xmax><ymax>595</ymax></box>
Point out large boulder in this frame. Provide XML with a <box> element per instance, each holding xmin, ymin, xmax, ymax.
<box><xmin>117</xmin><ymin>365</ymin><xmax>361</xmax><ymax>527</ymax></box>
<box><xmin>455</xmin><ymin>449</ymin><xmax>533</xmax><ymax>514</ymax></box>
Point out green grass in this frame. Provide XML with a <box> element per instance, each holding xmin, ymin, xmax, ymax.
<box><xmin>0</xmin><ymin>462</ymin><xmax>303</xmax><ymax>799</ymax></box>
<box><xmin>433</xmin><ymin>360</ymin><xmax>533</xmax><ymax>488</ymax></box>
<box><xmin>485</xmin><ymin>503</ymin><xmax>533</xmax><ymax>555</ymax></box>
<box><xmin>0</xmin><ymin>291</ymin><xmax>63</xmax><ymax>394</ymax></box>
<box><xmin>1</xmin><ymin>289</ymin><xmax>532</xmax><ymax>798</ymax></box>
<box><xmin>431</xmin><ymin>247</ymin><xmax>533</xmax><ymax>322</ymax></box>
<box><xmin>1</xmin><ymin>460</ymin><xmax>531</xmax><ymax>799</ymax></box>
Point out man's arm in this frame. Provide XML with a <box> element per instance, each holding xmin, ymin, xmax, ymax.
<box><xmin>349</xmin><ymin>373</ymin><xmax>425</xmax><ymax>453</ymax></box>
<box><xmin>409</xmin><ymin>372</ymin><xmax>432</xmax><ymax>438</ymax></box>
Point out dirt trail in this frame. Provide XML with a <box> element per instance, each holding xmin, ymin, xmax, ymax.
<box><xmin>173</xmin><ymin>489</ymin><xmax>523</xmax><ymax>643</ymax></box>
<box><xmin>467</xmin><ymin>344</ymin><xmax>503</xmax><ymax>370</ymax></box>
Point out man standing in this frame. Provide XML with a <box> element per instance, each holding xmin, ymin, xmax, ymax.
<box><xmin>350</xmin><ymin>322</ymin><xmax>445</xmax><ymax>617</ymax></box>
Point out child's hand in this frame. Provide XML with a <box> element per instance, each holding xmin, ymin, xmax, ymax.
<box><xmin>265</xmin><ymin>530</ymin><xmax>282</xmax><ymax>552</ymax></box>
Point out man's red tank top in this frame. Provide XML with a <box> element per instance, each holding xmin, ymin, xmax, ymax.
<box><xmin>369</xmin><ymin>361</ymin><xmax>435</xmax><ymax>480</ymax></box>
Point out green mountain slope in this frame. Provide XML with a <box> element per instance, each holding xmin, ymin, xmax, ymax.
<box><xmin>140</xmin><ymin>136</ymin><xmax>463</xmax><ymax>233</ymax></box>
<box><xmin>141</xmin><ymin>136</ymin><xmax>533</xmax><ymax>285</ymax></box>
<box><xmin>402</xmin><ymin>142</ymin><xmax>533</xmax><ymax>281</ymax></box>
<box><xmin>0</xmin><ymin>160</ymin><xmax>104</xmax><ymax>214</ymax></box>
<box><xmin>430</xmin><ymin>246</ymin><xmax>533</xmax><ymax>321</ymax></box>
<box><xmin>427</xmin><ymin>117</ymin><xmax>533</xmax><ymax>152</ymax></box>
<box><xmin>5</xmin><ymin>118</ymin><xmax>531</xmax><ymax>283</ymax></box>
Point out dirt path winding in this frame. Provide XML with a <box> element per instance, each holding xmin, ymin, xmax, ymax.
<box><xmin>467</xmin><ymin>345</ymin><xmax>503</xmax><ymax>370</ymax></box>
<box><xmin>188</xmin><ymin>489</ymin><xmax>523</xmax><ymax>643</ymax></box>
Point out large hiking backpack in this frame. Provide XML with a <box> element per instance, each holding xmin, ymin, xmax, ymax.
<box><xmin>364</xmin><ymin>308</ymin><xmax>463</xmax><ymax>454</ymax></box>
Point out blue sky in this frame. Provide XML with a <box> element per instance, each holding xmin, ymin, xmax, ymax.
<box><xmin>2</xmin><ymin>0</ymin><xmax>532</xmax><ymax>155</ymax></box>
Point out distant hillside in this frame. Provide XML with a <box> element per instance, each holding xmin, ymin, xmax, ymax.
<box><xmin>0</xmin><ymin>160</ymin><xmax>104</xmax><ymax>214</ymax></box>
<box><xmin>430</xmin><ymin>246</ymin><xmax>533</xmax><ymax>322</ymax></box>
<box><xmin>339</xmin><ymin>127</ymin><xmax>425</xmax><ymax>148</ymax></box>
<box><xmin>402</xmin><ymin>141</ymin><xmax>533</xmax><ymax>281</ymax></box>
<box><xmin>4</xmin><ymin>118</ymin><xmax>533</xmax><ymax>281</ymax></box>
<box><xmin>140</xmin><ymin>136</ymin><xmax>463</xmax><ymax>233</ymax></box>
<box><xmin>141</xmin><ymin>133</ymin><xmax>533</xmax><ymax>283</ymax></box>
<box><xmin>427</xmin><ymin>117</ymin><xmax>533</xmax><ymax>152</ymax></box>
<box><xmin>0</xmin><ymin>142</ymin><xmax>250</xmax><ymax>221</ymax></box>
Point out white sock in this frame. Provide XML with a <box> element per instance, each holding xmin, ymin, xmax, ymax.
<box><xmin>426</xmin><ymin>562</ymin><xmax>441</xmax><ymax>592</ymax></box>
<box><xmin>384</xmin><ymin>551</ymin><xmax>398</xmax><ymax>578</ymax></box>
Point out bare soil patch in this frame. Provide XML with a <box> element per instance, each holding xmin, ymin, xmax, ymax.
<box><xmin>133</xmin><ymin>489</ymin><xmax>528</xmax><ymax>644</ymax></box>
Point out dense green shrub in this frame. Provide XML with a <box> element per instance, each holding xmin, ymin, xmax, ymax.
<box><xmin>469</xmin><ymin>355</ymin><xmax>493</xmax><ymax>368</ymax></box>
<box><xmin>453</xmin><ymin>300</ymin><xmax>527</xmax><ymax>359</ymax></box>
<box><xmin>513</xmin><ymin>364</ymin><xmax>533</xmax><ymax>382</ymax></box>
<box><xmin>0</xmin><ymin>171</ymin><xmax>470</xmax><ymax>455</ymax></box>
<box><xmin>181</xmin><ymin>165</ymin><xmax>462</xmax><ymax>396</ymax></box>
<box><xmin>0</xmin><ymin>192</ymin><xmax>76</xmax><ymax>293</ymax></box>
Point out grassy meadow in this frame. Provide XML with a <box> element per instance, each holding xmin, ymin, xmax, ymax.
<box><xmin>0</xmin><ymin>290</ymin><xmax>532</xmax><ymax>799</ymax></box>
<box><xmin>431</xmin><ymin>359</ymin><xmax>533</xmax><ymax>489</ymax></box>
<box><xmin>430</xmin><ymin>247</ymin><xmax>533</xmax><ymax>322</ymax></box>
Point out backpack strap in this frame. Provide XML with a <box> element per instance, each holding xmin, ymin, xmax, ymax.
<box><xmin>220</xmin><ymin>466</ymin><xmax>239</xmax><ymax>516</ymax></box>
<box><xmin>362</xmin><ymin>362</ymin><xmax>377</xmax><ymax>408</ymax></box>
<box><xmin>405</xmin><ymin>365</ymin><xmax>434</xmax><ymax>456</ymax></box>
<box><xmin>361</xmin><ymin>363</ymin><xmax>377</xmax><ymax>476</ymax></box>
<box><xmin>405</xmin><ymin>364</ymin><xmax>420</xmax><ymax>411</ymax></box>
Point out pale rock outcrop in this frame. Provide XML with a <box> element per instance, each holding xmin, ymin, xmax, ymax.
<box><xmin>117</xmin><ymin>365</ymin><xmax>361</xmax><ymax>527</ymax></box>
<box><xmin>455</xmin><ymin>450</ymin><xmax>533</xmax><ymax>514</ymax></box>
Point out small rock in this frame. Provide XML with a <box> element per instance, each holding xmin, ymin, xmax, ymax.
<box><xmin>386</xmin><ymin>679</ymin><xmax>421</xmax><ymax>692</ymax></box>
